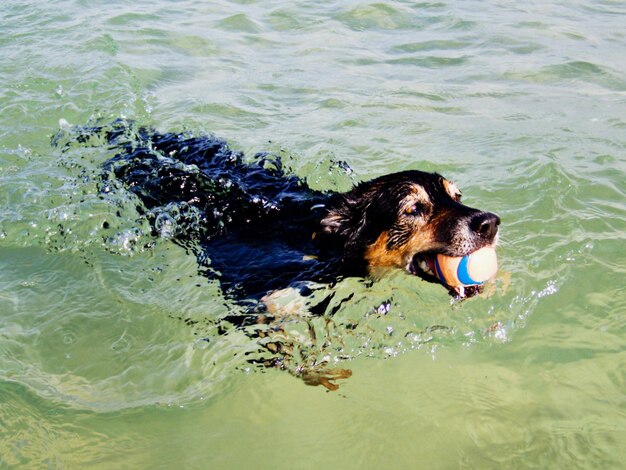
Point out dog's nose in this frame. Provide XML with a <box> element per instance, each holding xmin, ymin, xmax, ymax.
<box><xmin>470</xmin><ymin>212</ymin><xmax>500</xmax><ymax>240</ymax></box>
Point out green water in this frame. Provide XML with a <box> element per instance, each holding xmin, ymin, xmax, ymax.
<box><xmin>1</xmin><ymin>0</ymin><xmax>625</xmax><ymax>468</ymax></box>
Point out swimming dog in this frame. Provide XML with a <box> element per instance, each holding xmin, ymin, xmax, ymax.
<box><xmin>59</xmin><ymin>121</ymin><xmax>500</xmax><ymax>389</ymax></box>
<box><xmin>96</xmin><ymin>124</ymin><xmax>500</xmax><ymax>301</ymax></box>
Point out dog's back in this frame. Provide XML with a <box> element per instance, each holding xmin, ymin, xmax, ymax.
<box><xmin>96</xmin><ymin>122</ymin><xmax>340</xmax><ymax>300</ymax></box>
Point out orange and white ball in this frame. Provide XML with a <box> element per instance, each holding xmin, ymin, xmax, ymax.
<box><xmin>433</xmin><ymin>246</ymin><xmax>498</xmax><ymax>288</ymax></box>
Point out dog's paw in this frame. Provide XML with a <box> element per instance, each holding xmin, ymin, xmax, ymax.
<box><xmin>299</xmin><ymin>367</ymin><xmax>353</xmax><ymax>391</ymax></box>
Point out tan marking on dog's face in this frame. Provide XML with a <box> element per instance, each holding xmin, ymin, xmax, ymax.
<box><xmin>399</xmin><ymin>184</ymin><xmax>432</xmax><ymax>216</ymax></box>
<box><xmin>442</xmin><ymin>179</ymin><xmax>462</xmax><ymax>202</ymax></box>
<box><xmin>364</xmin><ymin>229</ymin><xmax>443</xmax><ymax>270</ymax></box>
<box><xmin>363</xmin><ymin>182</ymin><xmax>451</xmax><ymax>269</ymax></box>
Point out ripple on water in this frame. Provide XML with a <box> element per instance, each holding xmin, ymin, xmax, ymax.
<box><xmin>503</xmin><ymin>60</ymin><xmax>626</xmax><ymax>91</ymax></box>
<box><xmin>0</xmin><ymin>247</ymin><xmax>247</xmax><ymax>412</ymax></box>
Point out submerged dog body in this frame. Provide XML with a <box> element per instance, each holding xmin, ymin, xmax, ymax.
<box><xmin>94</xmin><ymin>123</ymin><xmax>500</xmax><ymax>304</ymax></box>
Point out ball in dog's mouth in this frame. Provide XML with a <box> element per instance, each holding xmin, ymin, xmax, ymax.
<box><xmin>410</xmin><ymin>246</ymin><xmax>498</xmax><ymax>298</ymax></box>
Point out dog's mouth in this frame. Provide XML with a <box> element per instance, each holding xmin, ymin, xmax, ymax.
<box><xmin>408</xmin><ymin>252</ymin><xmax>438</xmax><ymax>280</ymax></box>
<box><xmin>408</xmin><ymin>252</ymin><xmax>482</xmax><ymax>299</ymax></box>
<box><xmin>408</xmin><ymin>253</ymin><xmax>437</xmax><ymax>279</ymax></box>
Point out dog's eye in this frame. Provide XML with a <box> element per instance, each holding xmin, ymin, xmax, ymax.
<box><xmin>405</xmin><ymin>204</ymin><xmax>424</xmax><ymax>216</ymax></box>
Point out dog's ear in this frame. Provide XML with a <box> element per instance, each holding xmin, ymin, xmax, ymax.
<box><xmin>320</xmin><ymin>188</ymin><xmax>397</xmax><ymax>257</ymax></box>
<box><xmin>319</xmin><ymin>197</ymin><xmax>368</xmax><ymax>241</ymax></box>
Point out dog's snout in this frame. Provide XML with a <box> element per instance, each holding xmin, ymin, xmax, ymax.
<box><xmin>470</xmin><ymin>212</ymin><xmax>500</xmax><ymax>240</ymax></box>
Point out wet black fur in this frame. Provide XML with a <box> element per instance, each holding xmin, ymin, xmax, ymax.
<box><xmin>83</xmin><ymin>122</ymin><xmax>499</xmax><ymax>306</ymax></box>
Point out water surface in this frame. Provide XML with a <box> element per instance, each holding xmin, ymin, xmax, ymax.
<box><xmin>1</xmin><ymin>0</ymin><xmax>625</xmax><ymax>467</ymax></box>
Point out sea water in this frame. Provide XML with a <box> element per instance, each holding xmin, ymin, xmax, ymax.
<box><xmin>1</xmin><ymin>1</ymin><xmax>625</xmax><ymax>467</ymax></box>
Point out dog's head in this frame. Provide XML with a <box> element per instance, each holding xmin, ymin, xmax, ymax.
<box><xmin>320</xmin><ymin>170</ymin><xmax>500</xmax><ymax>292</ymax></box>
